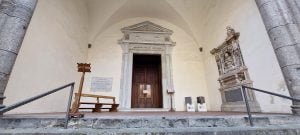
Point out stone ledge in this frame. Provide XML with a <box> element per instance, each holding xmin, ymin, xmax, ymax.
<box><xmin>1</xmin><ymin>115</ymin><xmax>300</xmax><ymax>129</ymax></box>
<box><xmin>1</xmin><ymin>125</ymin><xmax>300</xmax><ymax>135</ymax></box>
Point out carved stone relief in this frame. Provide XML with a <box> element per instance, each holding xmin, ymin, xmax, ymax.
<box><xmin>118</xmin><ymin>21</ymin><xmax>176</xmax><ymax>111</ymax></box>
<box><xmin>211</xmin><ymin>26</ymin><xmax>261</xmax><ymax>112</ymax></box>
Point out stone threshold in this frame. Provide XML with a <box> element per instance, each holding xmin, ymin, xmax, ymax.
<box><xmin>119</xmin><ymin>108</ymin><xmax>170</xmax><ymax>112</ymax></box>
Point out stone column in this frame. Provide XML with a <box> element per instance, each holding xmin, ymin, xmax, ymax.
<box><xmin>255</xmin><ymin>0</ymin><xmax>300</xmax><ymax>114</ymax></box>
<box><xmin>0</xmin><ymin>0</ymin><xmax>37</xmax><ymax>109</ymax></box>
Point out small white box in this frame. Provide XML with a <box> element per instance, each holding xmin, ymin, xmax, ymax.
<box><xmin>197</xmin><ymin>103</ymin><xmax>207</xmax><ymax>112</ymax></box>
<box><xmin>186</xmin><ymin>103</ymin><xmax>195</xmax><ymax>112</ymax></box>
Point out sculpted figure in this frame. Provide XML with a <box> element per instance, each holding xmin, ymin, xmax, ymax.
<box><xmin>226</xmin><ymin>26</ymin><xmax>236</xmax><ymax>38</ymax></box>
<box><xmin>224</xmin><ymin>51</ymin><xmax>234</xmax><ymax>71</ymax></box>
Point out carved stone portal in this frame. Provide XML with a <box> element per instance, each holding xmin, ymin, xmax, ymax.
<box><xmin>211</xmin><ymin>27</ymin><xmax>261</xmax><ymax>112</ymax></box>
<box><xmin>118</xmin><ymin>21</ymin><xmax>176</xmax><ymax>111</ymax></box>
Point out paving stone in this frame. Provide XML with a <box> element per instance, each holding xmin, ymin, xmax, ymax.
<box><xmin>93</xmin><ymin>119</ymin><xmax>124</xmax><ymax>129</ymax></box>
<box><xmin>123</xmin><ymin>119</ymin><xmax>143</xmax><ymax>128</ymax></box>
<box><xmin>142</xmin><ymin>118</ymin><xmax>172</xmax><ymax>128</ymax></box>
<box><xmin>189</xmin><ymin>118</ymin><xmax>228</xmax><ymax>127</ymax></box>
<box><xmin>68</xmin><ymin>118</ymin><xmax>94</xmax><ymax>129</ymax></box>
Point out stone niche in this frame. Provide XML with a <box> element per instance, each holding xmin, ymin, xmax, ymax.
<box><xmin>210</xmin><ymin>27</ymin><xmax>261</xmax><ymax>112</ymax></box>
<box><xmin>118</xmin><ymin>21</ymin><xmax>176</xmax><ymax>111</ymax></box>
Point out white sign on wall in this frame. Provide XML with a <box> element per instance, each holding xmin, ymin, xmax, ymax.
<box><xmin>91</xmin><ymin>77</ymin><xmax>113</xmax><ymax>92</ymax></box>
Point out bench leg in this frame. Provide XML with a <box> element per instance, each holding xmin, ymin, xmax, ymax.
<box><xmin>110</xmin><ymin>104</ymin><xmax>118</xmax><ymax>112</ymax></box>
<box><xmin>93</xmin><ymin>104</ymin><xmax>102</xmax><ymax>113</ymax></box>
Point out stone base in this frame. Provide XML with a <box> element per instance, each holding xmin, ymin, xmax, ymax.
<box><xmin>291</xmin><ymin>105</ymin><xmax>300</xmax><ymax>115</ymax></box>
<box><xmin>0</xmin><ymin>95</ymin><xmax>5</xmax><ymax>109</ymax></box>
<box><xmin>221</xmin><ymin>102</ymin><xmax>261</xmax><ymax>112</ymax></box>
<box><xmin>119</xmin><ymin>108</ymin><xmax>170</xmax><ymax>112</ymax></box>
<box><xmin>0</xmin><ymin>95</ymin><xmax>5</xmax><ymax>101</ymax></box>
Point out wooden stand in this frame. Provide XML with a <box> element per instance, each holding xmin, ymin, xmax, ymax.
<box><xmin>70</xmin><ymin>63</ymin><xmax>91</xmax><ymax>118</ymax></box>
<box><xmin>167</xmin><ymin>90</ymin><xmax>175</xmax><ymax>112</ymax></box>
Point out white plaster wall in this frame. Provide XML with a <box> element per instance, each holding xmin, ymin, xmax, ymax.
<box><xmin>83</xmin><ymin>17</ymin><xmax>209</xmax><ymax>111</ymax></box>
<box><xmin>201</xmin><ymin>0</ymin><xmax>292</xmax><ymax>113</ymax></box>
<box><xmin>4</xmin><ymin>0</ymin><xmax>88</xmax><ymax>114</ymax></box>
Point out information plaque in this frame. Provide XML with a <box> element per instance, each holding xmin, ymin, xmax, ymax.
<box><xmin>91</xmin><ymin>77</ymin><xmax>113</xmax><ymax>92</ymax></box>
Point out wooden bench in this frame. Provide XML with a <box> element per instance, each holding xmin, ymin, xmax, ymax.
<box><xmin>72</xmin><ymin>93</ymin><xmax>119</xmax><ymax>113</ymax></box>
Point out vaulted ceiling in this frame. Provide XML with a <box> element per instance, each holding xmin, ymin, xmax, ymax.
<box><xmin>85</xmin><ymin>0</ymin><xmax>253</xmax><ymax>48</ymax></box>
<box><xmin>86</xmin><ymin>0</ymin><xmax>223</xmax><ymax>45</ymax></box>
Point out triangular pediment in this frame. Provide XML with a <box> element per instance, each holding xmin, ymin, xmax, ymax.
<box><xmin>121</xmin><ymin>21</ymin><xmax>173</xmax><ymax>33</ymax></box>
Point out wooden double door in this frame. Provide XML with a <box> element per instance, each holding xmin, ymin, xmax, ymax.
<box><xmin>131</xmin><ymin>54</ymin><xmax>163</xmax><ymax>108</ymax></box>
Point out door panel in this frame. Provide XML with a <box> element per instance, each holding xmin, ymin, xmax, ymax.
<box><xmin>131</xmin><ymin>54</ymin><xmax>162</xmax><ymax>108</ymax></box>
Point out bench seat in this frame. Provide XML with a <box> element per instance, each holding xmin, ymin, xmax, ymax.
<box><xmin>80</xmin><ymin>102</ymin><xmax>117</xmax><ymax>105</ymax></box>
<box><xmin>71</xmin><ymin>93</ymin><xmax>119</xmax><ymax>113</ymax></box>
<box><xmin>79</xmin><ymin>102</ymin><xmax>119</xmax><ymax>112</ymax></box>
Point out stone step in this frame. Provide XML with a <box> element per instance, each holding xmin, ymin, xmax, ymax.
<box><xmin>1</xmin><ymin>115</ymin><xmax>300</xmax><ymax>129</ymax></box>
<box><xmin>1</xmin><ymin>125</ymin><xmax>300</xmax><ymax>135</ymax></box>
<box><xmin>1</xmin><ymin>114</ymin><xmax>300</xmax><ymax>135</ymax></box>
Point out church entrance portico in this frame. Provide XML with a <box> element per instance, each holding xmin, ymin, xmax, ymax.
<box><xmin>118</xmin><ymin>21</ymin><xmax>176</xmax><ymax>111</ymax></box>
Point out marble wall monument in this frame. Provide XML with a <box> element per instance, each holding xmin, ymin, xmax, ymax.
<box><xmin>211</xmin><ymin>27</ymin><xmax>261</xmax><ymax>112</ymax></box>
<box><xmin>118</xmin><ymin>21</ymin><xmax>176</xmax><ymax>110</ymax></box>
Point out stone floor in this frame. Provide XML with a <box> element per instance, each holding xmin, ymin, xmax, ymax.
<box><xmin>1</xmin><ymin>111</ymin><xmax>292</xmax><ymax>118</ymax></box>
